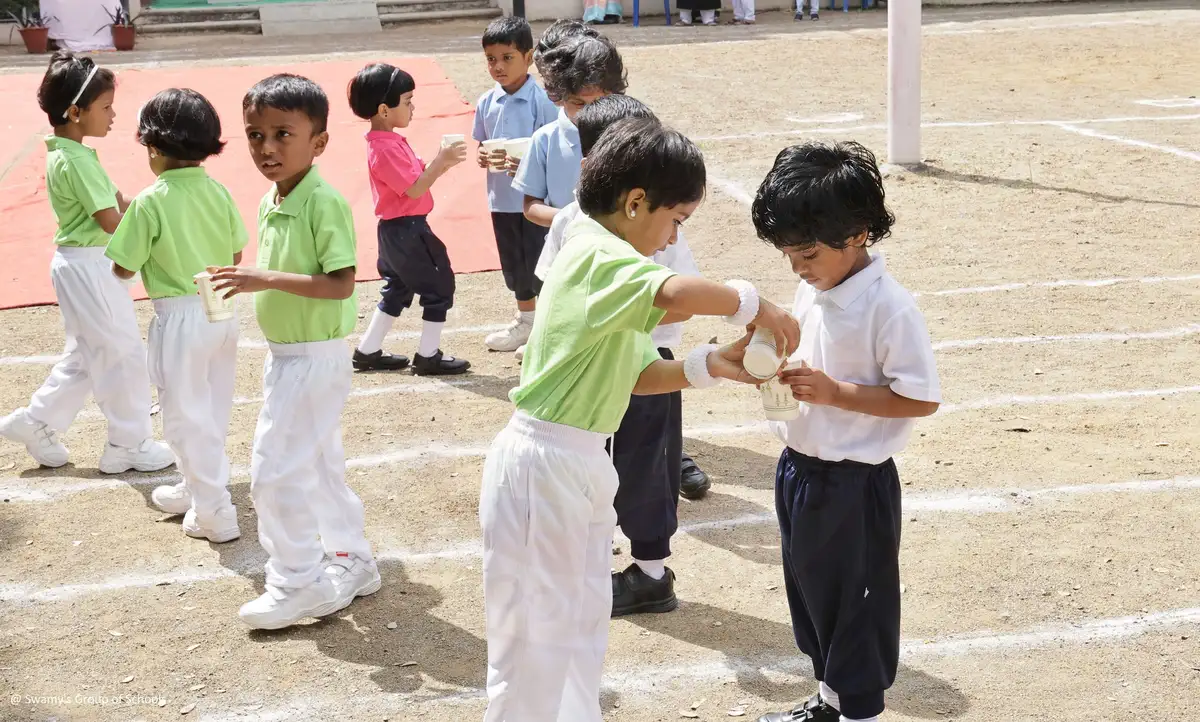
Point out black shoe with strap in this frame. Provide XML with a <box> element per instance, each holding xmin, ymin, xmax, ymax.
<box><xmin>680</xmin><ymin>455</ymin><xmax>711</xmax><ymax>500</ymax></box>
<box><xmin>611</xmin><ymin>563</ymin><xmax>678</xmax><ymax>617</ymax></box>
<box><xmin>412</xmin><ymin>350</ymin><xmax>471</xmax><ymax>376</ymax></box>
<box><xmin>352</xmin><ymin>349</ymin><xmax>410</xmax><ymax>372</ymax></box>
<box><xmin>757</xmin><ymin>694</ymin><xmax>840</xmax><ymax>722</ymax></box>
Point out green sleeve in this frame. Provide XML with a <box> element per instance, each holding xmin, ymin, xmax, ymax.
<box><xmin>67</xmin><ymin>156</ymin><xmax>118</xmax><ymax>216</ymax></box>
<box><xmin>638</xmin><ymin>334</ymin><xmax>662</xmax><ymax>373</ymax></box>
<box><xmin>584</xmin><ymin>250</ymin><xmax>675</xmax><ymax>334</ymax></box>
<box><xmin>104</xmin><ymin>195</ymin><xmax>156</xmax><ymax>272</ymax></box>
<box><xmin>226</xmin><ymin>186</ymin><xmax>249</xmax><ymax>254</ymax></box>
<box><xmin>311</xmin><ymin>192</ymin><xmax>358</xmax><ymax>274</ymax></box>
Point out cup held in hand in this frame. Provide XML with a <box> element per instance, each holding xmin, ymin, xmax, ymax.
<box><xmin>760</xmin><ymin>364</ymin><xmax>801</xmax><ymax>421</ymax></box>
<box><xmin>742</xmin><ymin>326</ymin><xmax>785</xmax><ymax>380</ymax></box>
<box><xmin>482</xmin><ymin>139</ymin><xmax>507</xmax><ymax>173</ymax></box>
<box><xmin>504</xmin><ymin>137</ymin><xmax>531</xmax><ymax>162</ymax></box>
<box><xmin>194</xmin><ymin>271</ymin><xmax>234</xmax><ymax>323</ymax></box>
<box><xmin>441</xmin><ymin>133</ymin><xmax>465</xmax><ymax>148</ymax></box>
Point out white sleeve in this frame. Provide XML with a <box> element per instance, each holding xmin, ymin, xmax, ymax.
<box><xmin>876</xmin><ymin>306</ymin><xmax>942</xmax><ymax>403</ymax></box>
<box><xmin>655</xmin><ymin>229</ymin><xmax>701</xmax><ymax>277</ymax></box>
<box><xmin>534</xmin><ymin>202</ymin><xmax>579</xmax><ymax>281</ymax></box>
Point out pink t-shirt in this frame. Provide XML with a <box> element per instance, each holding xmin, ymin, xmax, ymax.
<box><xmin>366</xmin><ymin>130</ymin><xmax>434</xmax><ymax>219</ymax></box>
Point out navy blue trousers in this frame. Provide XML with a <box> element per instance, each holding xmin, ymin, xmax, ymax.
<box><xmin>376</xmin><ymin>215</ymin><xmax>455</xmax><ymax>323</ymax></box>
<box><xmin>775</xmin><ymin>448</ymin><xmax>902</xmax><ymax>720</ymax></box>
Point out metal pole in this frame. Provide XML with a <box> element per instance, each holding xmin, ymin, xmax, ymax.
<box><xmin>512</xmin><ymin>0</ymin><xmax>525</xmax><ymax>17</ymax></box>
<box><xmin>887</xmin><ymin>0</ymin><xmax>921</xmax><ymax>166</ymax></box>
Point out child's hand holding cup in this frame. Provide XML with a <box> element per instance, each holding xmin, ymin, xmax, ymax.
<box><xmin>742</xmin><ymin>326</ymin><xmax>802</xmax><ymax>421</ymax></box>
<box><xmin>482</xmin><ymin>139</ymin><xmax>507</xmax><ymax>173</ymax></box>
<box><xmin>439</xmin><ymin>134</ymin><xmax>467</xmax><ymax>169</ymax></box>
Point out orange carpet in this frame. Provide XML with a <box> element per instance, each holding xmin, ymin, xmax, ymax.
<box><xmin>0</xmin><ymin>57</ymin><xmax>498</xmax><ymax>310</ymax></box>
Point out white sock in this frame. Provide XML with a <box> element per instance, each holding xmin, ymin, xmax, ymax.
<box><xmin>518</xmin><ymin>310</ymin><xmax>535</xmax><ymax>325</ymax></box>
<box><xmin>357</xmin><ymin>309</ymin><xmax>397</xmax><ymax>355</ymax></box>
<box><xmin>633</xmin><ymin>558</ymin><xmax>666</xmax><ymax>580</ymax></box>
<box><xmin>840</xmin><ymin>717</ymin><xmax>877</xmax><ymax>722</ymax></box>
<box><xmin>418</xmin><ymin>321</ymin><xmax>444</xmax><ymax>358</ymax></box>
<box><xmin>819</xmin><ymin>682</ymin><xmax>841</xmax><ymax>712</ymax></box>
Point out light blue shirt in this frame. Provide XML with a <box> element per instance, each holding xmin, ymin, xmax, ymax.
<box><xmin>511</xmin><ymin>108</ymin><xmax>582</xmax><ymax>212</ymax></box>
<box><xmin>473</xmin><ymin>77</ymin><xmax>559</xmax><ymax>213</ymax></box>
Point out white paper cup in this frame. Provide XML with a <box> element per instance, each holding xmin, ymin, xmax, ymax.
<box><xmin>194</xmin><ymin>271</ymin><xmax>234</xmax><ymax>323</ymax></box>
<box><xmin>742</xmin><ymin>326</ymin><xmax>784</xmax><ymax>380</ymax></box>
<box><xmin>504</xmin><ymin>137</ymin><xmax>531</xmax><ymax>161</ymax></box>
<box><xmin>760</xmin><ymin>370</ymin><xmax>801</xmax><ymax>421</ymax></box>
<box><xmin>441</xmin><ymin>133</ymin><xmax>465</xmax><ymax>148</ymax></box>
<box><xmin>482</xmin><ymin>139</ymin><xmax>507</xmax><ymax>173</ymax></box>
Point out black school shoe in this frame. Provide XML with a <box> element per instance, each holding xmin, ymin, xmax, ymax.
<box><xmin>680</xmin><ymin>456</ymin><xmax>711</xmax><ymax>500</ymax></box>
<box><xmin>611</xmin><ymin>563</ymin><xmax>678</xmax><ymax>617</ymax></box>
<box><xmin>411</xmin><ymin>350</ymin><xmax>470</xmax><ymax>376</ymax></box>
<box><xmin>352</xmin><ymin>349</ymin><xmax>410</xmax><ymax>372</ymax></box>
<box><xmin>756</xmin><ymin>694</ymin><xmax>840</xmax><ymax>722</ymax></box>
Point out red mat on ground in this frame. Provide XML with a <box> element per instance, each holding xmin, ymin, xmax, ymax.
<box><xmin>0</xmin><ymin>57</ymin><xmax>498</xmax><ymax>310</ymax></box>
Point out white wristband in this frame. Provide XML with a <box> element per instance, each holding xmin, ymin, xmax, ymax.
<box><xmin>684</xmin><ymin>343</ymin><xmax>722</xmax><ymax>389</ymax></box>
<box><xmin>724</xmin><ymin>280</ymin><xmax>759</xmax><ymax>328</ymax></box>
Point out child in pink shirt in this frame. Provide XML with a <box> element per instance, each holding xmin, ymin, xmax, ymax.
<box><xmin>348</xmin><ymin>63</ymin><xmax>471</xmax><ymax>375</ymax></box>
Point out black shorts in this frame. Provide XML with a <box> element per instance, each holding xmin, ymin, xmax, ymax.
<box><xmin>490</xmin><ymin>212</ymin><xmax>546</xmax><ymax>302</ymax></box>
<box><xmin>376</xmin><ymin>215</ymin><xmax>455</xmax><ymax>323</ymax></box>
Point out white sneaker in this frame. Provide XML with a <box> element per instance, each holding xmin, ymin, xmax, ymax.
<box><xmin>182</xmin><ymin>505</ymin><xmax>240</xmax><ymax>544</ymax></box>
<box><xmin>151</xmin><ymin>482</ymin><xmax>192</xmax><ymax>515</ymax></box>
<box><xmin>238</xmin><ymin>577</ymin><xmax>341</xmax><ymax>630</ymax></box>
<box><xmin>325</xmin><ymin>553</ymin><xmax>382</xmax><ymax>611</ymax></box>
<box><xmin>0</xmin><ymin>409</ymin><xmax>69</xmax><ymax>468</ymax></box>
<box><xmin>485</xmin><ymin>314</ymin><xmax>533</xmax><ymax>352</ymax></box>
<box><xmin>98</xmin><ymin>439</ymin><xmax>176</xmax><ymax>474</ymax></box>
<box><xmin>514</xmin><ymin>344</ymin><xmax>526</xmax><ymax>364</ymax></box>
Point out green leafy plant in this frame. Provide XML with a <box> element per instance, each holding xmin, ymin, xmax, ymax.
<box><xmin>6</xmin><ymin>6</ymin><xmax>53</xmax><ymax>29</ymax></box>
<box><xmin>104</xmin><ymin>5</ymin><xmax>136</xmax><ymax>28</ymax></box>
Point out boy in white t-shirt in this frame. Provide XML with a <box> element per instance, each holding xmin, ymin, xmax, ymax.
<box><xmin>751</xmin><ymin>141</ymin><xmax>941</xmax><ymax>722</ymax></box>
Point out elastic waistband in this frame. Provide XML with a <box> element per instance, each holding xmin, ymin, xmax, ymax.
<box><xmin>379</xmin><ymin>215</ymin><xmax>429</xmax><ymax>227</ymax></box>
<box><xmin>151</xmin><ymin>295</ymin><xmax>207</xmax><ymax>315</ymax></box>
<box><xmin>786</xmin><ymin>447</ymin><xmax>889</xmax><ymax>470</ymax></box>
<box><xmin>506</xmin><ymin>411</ymin><xmax>608</xmax><ymax>453</ymax></box>
<box><xmin>53</xmin><ymin>246</ymin><xmax>107</xmax><ymax>260</ymax></box>
<box><xmin>267</xmin><ymin>338</ymin><xmax>348</xmax><ymax>357</ymax></box>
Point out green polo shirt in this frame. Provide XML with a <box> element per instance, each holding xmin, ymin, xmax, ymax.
<box><xmin>510</xmin><ymin>215</ymin><xmax>675</xmax><ymax>434</ymax></box>
<box><xmin>105</xmin><ymin>167</ymin><xmax>248</xmax><ymax>299</ymax></box>
<box><xmin>254</xmin><ymin>166</ymin><xmax>358</xmax><ymax>345</ymax></box>
<box><xmin>44</xmin><ymin>136</ymin><xmax>119</xmax><ymax>248</ymax></box>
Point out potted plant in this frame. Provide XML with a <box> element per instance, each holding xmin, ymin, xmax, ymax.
<box><xmin>104</xmin><ymin>5</ymin><xmax>136</xmax><ymax>51</ymax></box>
<box><xmin>6</xmin><ymin>4</ymin><xmax>53</xmax><ymax>55</ymax></box>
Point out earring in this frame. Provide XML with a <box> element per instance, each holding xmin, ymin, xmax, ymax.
<box><xmin>629</xmin><ymin>210</ymin><xmax>637</xmax><ymax>218</ymax></box>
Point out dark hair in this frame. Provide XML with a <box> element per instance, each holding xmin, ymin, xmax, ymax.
<box><xmin>533</xmin><ymin>19</ymin><xmax>598</xmax><ymax>70</ymax></box>
<box><xmin>482</xmin><ymin>16</ymin><xmax>534</xmax><ymax>53</ymax></box>
<box><xmin>577</xmin><ymin>95</ymin><xmax>657</xmax><ymax>156</ymax></box>
<box><xmin>37</xmin><ymin>52</ymin><xmax>116</xmax><ymax>126</ymax></box>
<box><xmin>346</xmin><ymin>63</ymin><xmax>416</xmax><ymax>120</ymax></box>
<box><xmin>752</xmin><ymin>141</ymin><xmax>895</xmax><ymax>250</ymax></box>
<box><xmin>577</xmin><ymin>119</ymin><xmax>706</xmax><ymax>217</ymax></box>
<box><xmin>136</xmin><ymin>88</ymin><xmax>225</xmax><ymax>162</ymax></box>
<box><xmin>540</xmin><ymin>35</ymin><xmax>627</xmax><ymax>102</ymax></box>
<box><xmin>242</xmin><ymin>73</ymin><xmax>330</xmax><ymax>134</ymax></box>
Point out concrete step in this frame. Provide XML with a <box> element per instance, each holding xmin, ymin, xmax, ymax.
<box><xmin>139</xmin><ymin>6</ymin><xmax>259</xmax><ymax>26</ymax></box>
<box><xmin>139</xmin><ymin>18</ymin><xmax>262</xmax><ymax>34</ymax></box>
<box><xmin>380</xmin><ymin>6</ymin><xmax>500</xmax><ymax>24</ymax></box>
<box><xmin>378</xmin><ymin>0</ymin><xmax>493</xmax><ymax>11</ymax></box>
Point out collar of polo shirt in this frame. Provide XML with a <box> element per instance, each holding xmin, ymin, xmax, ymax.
<box><xmin>818</xmin><ymin>252</ymin><xmax>887</xmax><ymax>311</ymax></box>
<box><xmin>272</xmin><ymin>166</ymin><xmax>324</xmax><ymax>217</ymax></box>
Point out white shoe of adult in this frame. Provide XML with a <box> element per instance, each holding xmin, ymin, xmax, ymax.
<box><xmin>514</xmin><ymin>344</ymin><xmax>526</xmax><ymax>364</ymax></box>
<box><xmin>182</xmin><ymin>505</ymin><xmax>240</xmax><ymax>544</ymax></box>
<box><xmin>0</xmin><ymin>409</ymin><xmax>69</xmax><ymax>468</ymax></box>
<box><xmin>238</xmin><ymin>577</ymin><xmax>341</xmax><ymax>630</ymax></box>
<box><xmin>485</xmin><ymin>313</ymin><xmax>533</xmax><ymax>352</ymax></box>
<box><xmin>325</xmin><ymin>554</ymin><xmax>382</xmax><ymax>611</ymax></box>
<box><xmin>151</xmin><ymin>482</ymin><xmax>192</xmax><ymax>515</ymax></box>
<box><xmin>99</xmin><ymin>439</ymin><xmax>176</xmax><ymax>474</ymax></box>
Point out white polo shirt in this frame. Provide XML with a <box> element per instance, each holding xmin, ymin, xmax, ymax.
<box><xmin>771</xmin><ymin>253</ymin><xmax>941</xmax><ymax>465</ymax></box>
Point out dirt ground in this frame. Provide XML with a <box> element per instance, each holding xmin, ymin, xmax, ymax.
<box><xmin>2</xmin><ymin>2</ymin><xmax>1200</xmax><ymax>721</ymax></box>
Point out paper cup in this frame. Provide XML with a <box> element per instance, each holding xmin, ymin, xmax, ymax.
<box><xmin>194</xmin><ymin>271</ymin><xmax>234</xmax><ymax>323</ymax></box>
<box><xmin>441</xmin><ymin>133</ymin><xmax>465</xmax><ymax>148</ymax></box>
<box><xmin>504</xmin><ymin>137</ymin><xmax>531</xmax><ymax>161</ymax></box>
<box><xmin>742</xmin><ymin>326</ymin><xmax>784</xmax><ymax>380</ymax></box>
<box><xmin>760</xmin><ymin>373</ymin><xmax>800</xmax><ymax>421</ymax></box>
<box><xmin>482</xmin><ymin>139</ymin><xmax>507</xmax><ymax>173</ymax></box>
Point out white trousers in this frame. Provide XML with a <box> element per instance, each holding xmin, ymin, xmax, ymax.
<box><xmin>797</xmin><ymin>0</ymin><xmax>819</xmax><ymax>13</ymax></box>
<box><xmin>679</xmin><ymin>9</ymin><xmax>715</xmax><ymax>23</ymax></box>
<box><xmin>480</xmin><ymin>412</ymin><xmax>619</xmax><ymax>722</ymax></box>
<box><xmin>27</xmin><ymin>246</ymin><xmax>152</xmax><ymax>448</ymax></box>
<box><xmin>250</xmin><ymin>339</ymin><xmax>372</xmax><ymax>589</ymax></box>
<box><xmin>733</xmin><ymin>0</ymin><xmax>756</xmax><ymax>20</ymax></box>
<box><xmin>148</xmin><ymin>297</ymin><xmax>237</xmax><ymax>516</ymax></box>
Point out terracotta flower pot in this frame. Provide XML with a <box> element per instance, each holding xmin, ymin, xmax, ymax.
<box><xmin>18</xmin><ymin>26</ymin><xmax>50</xmax><ymax>54</ymax></box>
<box><xmin>111</xmin><ymin>24</ymin><xmax>136</xmax><ymax>51</ymax></box>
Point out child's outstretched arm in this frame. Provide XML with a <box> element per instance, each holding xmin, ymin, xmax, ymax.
<box><xmin>780</xmin><ymin>364</ymin><xmax>939</xmax><ymax>418</ymax></box>
<box><xmin>208</xmin><ymin>265</ymin><xmax>356</xmax><ymax>300</ymax></box>
<box><xmin>654</xmin><ymin>276</ymin><xmax>799</xmax><ymax>358</ymax></box>
<box><xmin>632</xmin><ymin>330</ymin><xmax>758</xmax><ymax>395</ymax></box>
<box><xmin>403</xmin><ymin>142</ymin><xmax>466</xmax><ymax>199</ymax></box>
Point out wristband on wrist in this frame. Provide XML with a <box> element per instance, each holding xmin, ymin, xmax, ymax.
<box><xmin>723</xmin><ymin>280</ymin><xmax>759</xmax><ymax>327</ymax></box>
<box><xmin>684</xmin><ymin>343</ymin><xmax>722</xmax><ymax>389</ymax></box>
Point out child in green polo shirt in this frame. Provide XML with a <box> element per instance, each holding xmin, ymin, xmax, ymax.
<box><xmin>106</xmin><ymin>88</ymin><xmax>246</xmax><ymax>545</ymax></box>
<box><xmin>209</xmin><ymin>74</ymin><xmax>378</xmax><ymax>631</ymax></box>
<box><xmin>478</xmin><ymin>118</ymin><xmax>800</xmax><ymax>721</ymax></box>
<box><xmin>0</xmin><ymin>52</ymin><xmax>174</xmax><ymax>476</ymax></box>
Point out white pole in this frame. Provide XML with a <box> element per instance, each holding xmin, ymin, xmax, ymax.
<box><xmin>887</xmin><ymin>0</ymin><xmax>921</xmax><ymax>166</ymax></box>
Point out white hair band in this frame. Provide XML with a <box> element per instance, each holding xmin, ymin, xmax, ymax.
<box><xmin>63</xmin><ymin>65</ymin><xmax>100</xmax><ymax>119</ymax></box>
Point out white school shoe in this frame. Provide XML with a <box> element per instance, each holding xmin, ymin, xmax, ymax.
<box><xmin>325</xmin><ymin>554</ymin><xmax>382</xmax><ymax>611</ymax></box>
<box><xmin>182</xmin><ymin>505</ymin><xmax>240</xmax><ymax>544</ymax></box>
<box><xmin>0</xmin><ymin>409</ymin><xmax>69</xmax><ymax>468</ymax></box>
<box><xmin>514</xmin><ymin>344</ymin><xmax>526</xmax><ymax>364</ymax></box>
<box><xmin>151</xmin><ymin>482</ymin><xmax>192</xmax><ymax>515</ymax></box>
<box><xmin>485</xmin><ymin>313</ymin><xmax>533</xmax><ymax>352</ymax></box>
<box><xmin>238</xmin><ymin>576</ymin><xmax>342</xmax><ymax>630</ymax></box>
<box><xmin>98</xmin><ymin>439</ymin><xmax>176</xmax><ymax>475</ymax></box>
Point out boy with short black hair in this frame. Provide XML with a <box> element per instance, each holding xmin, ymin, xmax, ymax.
<box><xmin>751</xmin><ymin>141</ymin><xmax>941</xmax><ymax>722</ymax></box>
<box><xmin>211</xmin><ymin>73</ymin><xmax>379</xmax><ymax>630</ymax></box>
<box><xmin>475</xmin><ymin>16</ymin><xmax>560</xmax><ymax>354</ymax></box>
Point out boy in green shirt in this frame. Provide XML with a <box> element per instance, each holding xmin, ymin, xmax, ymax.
<box><xmin>106</xmin><ymin>88</ymin><xmax>246</xmax><ymax>545</ymax></box>
<box><xmin>1</xmin><ymin>52</ymin><xmax>173</xmax><ymax>475</ymax></box>
<box><xmin>210</xmin><ymin>74</ymin><xmax>378</xmax><ymax>630</ymax></box>
<box><xmin>479</xmin><ymin>118</ymin><xmax>799</xmax><ymax>721</ymax></box>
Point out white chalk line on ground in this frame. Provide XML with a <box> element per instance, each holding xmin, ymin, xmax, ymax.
<box><xmin>931</xmin><ymin>323</ymin><xmax>1200</xmax><ymax>351</ymax></box>
<box><xmin>1052</xmin><ymin>122</ymin><xmax>1200</xmax><ymax>163</ymax></box>
<box><xmin>185</xmin><ymin>605</ymin><xmax>1200</xmax><ymax>719</ymax></box>
<box><xmin>3</xmin><ymin>474</ymin><xmax>1198</xmax><ymax>603</ymax></box>
<box><xmin>1135</xmin><ymin>98</ymin><xmax>1200</xmax><ymax>109</ymax></box>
